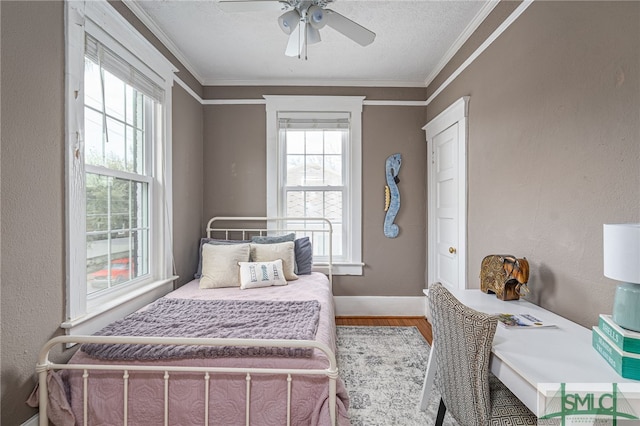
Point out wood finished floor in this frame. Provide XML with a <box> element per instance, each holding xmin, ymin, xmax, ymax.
<box><xmin>335</xmin><ymin>316</ymin><xmax>433</xmax><ymax>345</ymax></box>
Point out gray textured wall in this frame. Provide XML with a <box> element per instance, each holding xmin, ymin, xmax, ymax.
<box><xmin>171</xmin><ymin>85</ymin><xmax>204</xmax><ymax>287</ymax></box>
<box><xmin>426</xmin><ymin>0</ymin><xmax>640</xmax><ymax>327</ymax></box>
<box><xmin>0</xmin><ymin>1</ymin><xmax>204</xmax><ymax>423</ymax></box>
<box><xmin>202</xmin><ymin>90</ymin><xmax>428</xmax><ymax>298</ymax></box>
<box><xmin>1</xmin><ymin>2</ymin><xmax>66</xmax><ymax>423</ymax></box>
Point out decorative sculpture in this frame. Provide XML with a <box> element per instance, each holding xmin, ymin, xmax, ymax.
<box><xmin>480</xmin><ymin>255</ymin><xmax>530</xmax><ymax>300</ymax></box>
<box><xmin>383</xmin><ymin>153</ymin><xmax>402</xmax><ymax>238</ymax></box>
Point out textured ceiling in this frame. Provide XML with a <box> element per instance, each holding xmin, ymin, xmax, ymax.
<box><xmin>127</xmin><ymin>0</ymin><xmax>493</xmax><ymax>87</ymax></box>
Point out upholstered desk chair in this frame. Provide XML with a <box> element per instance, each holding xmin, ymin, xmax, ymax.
<box><xmin>428</xmin><ymin>282</ymin><xmax>538</xmax><ymax>426</ymax></box>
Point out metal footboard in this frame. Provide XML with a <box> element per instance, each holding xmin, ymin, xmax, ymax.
<box><xmin>37</xmin><ymin>335</ymin><xmax>339</xmax><ymax>426</ymax></box>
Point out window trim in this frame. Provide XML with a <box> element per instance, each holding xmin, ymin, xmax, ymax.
<box><xmin>265</xmin><ymin>95</ymin><xmax>364</xmax><ymax>275</ymax></box>
<box><xmin>279</xmin><ymin>111</ymin><xmax>350</xmax><ymax>260</ymax></box>
<box><xmin>64</xmin><ymin>0</ymin><xmax>177</xmax><ymax>334</ymax></box>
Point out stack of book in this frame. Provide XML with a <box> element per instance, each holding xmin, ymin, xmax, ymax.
<box><xmin>592</xmin><ymin>314</ymin><xmax>640</xmax><ymax>380</ymax></box>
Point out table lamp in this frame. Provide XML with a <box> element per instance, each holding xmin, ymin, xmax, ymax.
<box><xmin>603</xmin><ymin>223</ymin><xmax>640</xmax><ymax>332</ymax></box>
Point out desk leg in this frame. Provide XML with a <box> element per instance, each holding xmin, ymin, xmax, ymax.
<box><xmin>419</xmin><ymin>343</ymin><xmax>437</xmax><ymax>411</ymax></box>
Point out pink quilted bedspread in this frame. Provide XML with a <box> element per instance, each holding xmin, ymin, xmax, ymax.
<box><xmin>66</xmin><ymin>273</ymin><xmax>350</xmax><ymax>425</ymax></box>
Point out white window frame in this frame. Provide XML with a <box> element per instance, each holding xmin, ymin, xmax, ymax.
<box><xmin>63</xmin><ymin>0</ymin><xmax>177</xmax><ymax>335</ymax></box>
<box><xmin>265</xmin><ymin>95</ymin><xmax>364</xmax><ymax>275</ymax></box>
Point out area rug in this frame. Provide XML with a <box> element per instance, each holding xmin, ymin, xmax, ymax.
<box><xmin>336</xmin><ymin>326</ymin><xmax>457</xmax><ymax>426</ymax></box>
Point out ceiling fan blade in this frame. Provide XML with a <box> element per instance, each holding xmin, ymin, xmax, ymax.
<box><xmin>285</xmin><ymin>20</ymin><xmax>305</xmax><ymax>57</ymax></box>
<box><xmin>324</xmin><ymin>9</ymin><xmax>375</xmax><ymax>46</ymax></box>
<box><xmin>216</xmin><ymin>0</ymin><xmax>288</xmax><ymax>13</ymax></box>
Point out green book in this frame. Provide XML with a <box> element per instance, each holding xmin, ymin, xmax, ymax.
<box><xmin>599</xmin><ymin>315</ymin><xmax>640</xmax><ymax>354</ymax></box>
<box><xmin>592</xmin><ymin>327</ymin><xmax>640</xmax><ymax>380</ymax></box>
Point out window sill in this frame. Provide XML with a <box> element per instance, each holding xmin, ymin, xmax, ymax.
<box><xmin>61</xmin><ymin>276</ymin><xmax>177</xmax><ymax>336</ymax></box>
<box><xmin>314</xmin><ymin>262</ymin><xmax>364</xmax><ymax>276</ymax></box>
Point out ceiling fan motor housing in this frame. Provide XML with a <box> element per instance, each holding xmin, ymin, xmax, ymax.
<box><xmin>283</xmin><ymin>0</ymin><xmax>332</xmax><ymax>9</ymax></box>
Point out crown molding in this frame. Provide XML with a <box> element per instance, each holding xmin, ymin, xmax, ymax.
<box><xmin>174</xmin><ymin>81</ymin><xmax>427</xmax><ymax>107</ymax></box>
<box><xmin>363</xmin><ymin>100</ymin><xmax>427</xmax><ymax>107</ymax></box>
<box><xmin>199</xmin><ymin>98</ymin><xmax>426</xmax><ymax>106</ymax></box>
<box><xmin>201</xmin><ymin>78</ymin><xmax>428</xmax><ymax>88</ymax></box>
<box><xmin>423</xmin><ymin>0</ymin><xmax>499</xmax><ymax>87</ymax></box>
<box><xmin>122</xmin><ymin>0</ymin><xmax>205</xmax><ymax>85</ymax></box>
<box><xmin>425</xmin><ymin>0</ymin><xmax>534</xmax><ymax>105</ymax></box>
<box><xmin>175</xmin><ymin>77</ymin><xmax>204</xmax><ymax>104</ymax></box>
<box><xmin>203</xmin><ymin>99</ymin><xmax>267</xmax><ymax>105</ymax></box>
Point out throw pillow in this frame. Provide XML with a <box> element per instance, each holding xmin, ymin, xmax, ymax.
<box><xmin>250</xmin><ymin>241</ymin><xmax>298</xmax><ymax>281</ymax></box>
<box><xmin>294</xmin><ymin>237</ymin><xmax>313</xmax><ymax>275</ymax></box>
<box><xmin>250</xmin><ymin>233</ymin><xmax>296</xmax><ymax>244</ymax></box>
<box><xmin>199</xmin><ymin>243</ymin><xmax>250</xmax><ymax>289</ymax></box>
<box><xmin>194</xmin><ymin>238</ymin><xmax>250</xmax><ymax>279</ymax></box>
<box><xmin>238</xmin><ymin>259</ymin><xmax>287</xmax><ymax>289</ymax></box>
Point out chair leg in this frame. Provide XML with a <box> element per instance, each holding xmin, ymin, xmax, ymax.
<box><xmin>435</xmin><ymin>398</ymin><xmax>446</xmax><ymax>426</ymax></box>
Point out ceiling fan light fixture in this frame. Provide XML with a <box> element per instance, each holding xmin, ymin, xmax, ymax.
<box><xmin>278</xmin><ymin>9</ymin><xmax>300</xmax><ymax>35</ymax></box>
<box><xmin>218</xmin><ymin>0</ymin><xmax>375</xmax><ymax>57</ymax></box>
<box><xmin>307</xmin><ymin>5</ymin><xmax>326</xmax><ymax>29</ymax></box>
<box><xmin>306</xmin><ymin>25</ymin><xmax>321</xmax><ymax>45</ymax></box>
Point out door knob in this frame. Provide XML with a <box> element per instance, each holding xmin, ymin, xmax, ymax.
<box><xmin>449</xmin><ymin>247</ymin><xmax>457</xmax><ymax>254</ymax></box>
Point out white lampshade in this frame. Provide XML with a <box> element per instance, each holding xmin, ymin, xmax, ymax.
<box><xmin>308</xmin><ymin>5</ymin><xmax>327</xmax><ymax>29</ymax></box>
<box><xmin>603</xmin><ymin>223</ymin><xmax>640</xmax><ymax>283</ymax></box>
<box><xmin>306</xmin><ymin>25</ymin><xmax>321</xmax><ymax>45</ymax></box>
<box><xmin>278</xmin><ymin>9</ymin><xmax>300</xmax><ymax>35</ymax></box>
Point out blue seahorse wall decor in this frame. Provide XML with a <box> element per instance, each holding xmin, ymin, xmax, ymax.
<box><xmin>384</xmin><ymin>153</ymin><xmax>402</xmax><ymax>238</ymax></box>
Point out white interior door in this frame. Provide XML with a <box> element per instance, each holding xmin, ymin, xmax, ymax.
<box><xmin>424</xmin><ymin>97</ymin><xmax>468</xmax><ymax>290</ymax></box>
<box><xmin>433</xmin><ymin>124</ymin><xmax>459</xmax><ymax>288</ymax></box>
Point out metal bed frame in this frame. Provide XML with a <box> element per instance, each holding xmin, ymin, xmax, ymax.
<box><xmin>37</xmin><ymin>217</ymin><xmax>338</xmax><ymax>426</ymax></box>
<box><xmin>206</xmin><ymin>216</ymin><xmax>333</xmax><ymax>287</ymax></box>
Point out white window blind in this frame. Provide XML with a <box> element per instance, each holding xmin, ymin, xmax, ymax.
<box><xmin>278</xmin><ymin>113</ymin><xmax>350</xmax><ymax>130</ymax></box>
<box><xmin>85</xmin><ymin>34</ymin><xmax>164</xmax><ymax>103</ymax></box>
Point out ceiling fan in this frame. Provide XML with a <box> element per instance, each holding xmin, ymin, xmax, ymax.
<box><xmin>217</xmin><ymin>0</ymin><xmax>376</xmax><ymax>58</ymax></box>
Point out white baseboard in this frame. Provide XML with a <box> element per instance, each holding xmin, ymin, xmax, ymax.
<box><xmin>334</xmin><ymin>296</ymin><xmax>426</xmax><ymax>317</ymax></box>
<box><xmin>22</xmin><ymin>414</ymin><xmax>38</xmax><ymax>426</ymax></box>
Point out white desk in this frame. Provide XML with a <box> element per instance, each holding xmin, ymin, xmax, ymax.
<box><xmin>420</xmin><ymin>286</ymin><xmax>640</xmax><ymax>418</ymax></box>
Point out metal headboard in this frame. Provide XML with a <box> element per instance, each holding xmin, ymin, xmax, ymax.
<box><xmin>206</xmin><ymin>217</ymin><xmax>333</xmax><ymax>287</ymax></box>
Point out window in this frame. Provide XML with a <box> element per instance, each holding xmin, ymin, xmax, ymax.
<box><xmin>265</xmin><ymin>96</ymin><xmax>364</xmax><ymax>275</ymax></box>
<box><xmin>84</xmin><ymin>35</ymin><xmax>154</xmax><ymax>295</ymax></box>
<box><xmin>279</xmin><ymin>113</ymin><xmax>347</xmax><ymax>258</ymax></box>
<box><xmin>64</xmin><ymin>1</ymin><xmax>176</xmax><ymax>334</ymax></box>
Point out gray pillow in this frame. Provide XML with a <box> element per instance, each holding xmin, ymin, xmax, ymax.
<box><xmin>241</xmin><ymin>233</ymin><xmax>313</xmax><ymax>274</ymax></box>
<box><xmin>294</xmin><ymin>237</ymin><xmax>313</xmax><ymax>275</ymax></box>
<box><xmin>250</xmin><ymin>233</ymin><xmax>296</xmax><ymax>244</ymax></box>
<box><xmin>194</xmin><ymin>238</ymin><xmax>250</xmax><ymax>279</ymax></box>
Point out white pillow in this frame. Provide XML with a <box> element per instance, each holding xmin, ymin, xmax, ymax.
<box><xmin>250</xmin><ymin>241</ymin><xmax>298</xmax><ymax>281</ymax></box>
<box><xmin>199</xmin><ymin>243</ymin><xmax>250</xmax><ymax>289</ymax></box>
<box><xmin>239</xmin><ymin>260</ymin><xmax>287</xmax><ymax>289</ymax></box>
